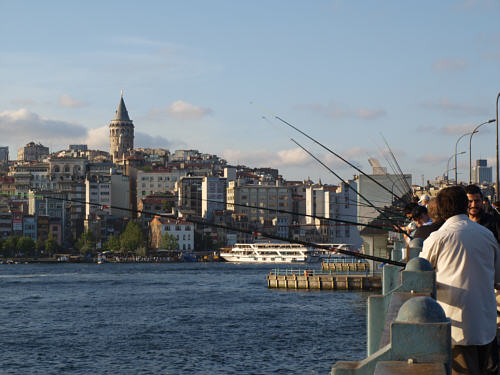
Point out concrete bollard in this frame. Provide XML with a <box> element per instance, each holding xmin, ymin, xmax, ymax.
<box><xmin>331</xmin><ymin>296</ymin><xmax>451</xmax><ymax>375</ymax></box>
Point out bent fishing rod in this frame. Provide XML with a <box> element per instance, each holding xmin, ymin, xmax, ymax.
<box><xmin>257</xmin><ymin>115</ymin><xmax>410</xmax><ymax>238</ymax></box>
<box><xmin>178</xmin><ymin>195</ymin><xmax>403</xmax><ymax>231</ymax></box>
<box><xmin>36</xmin><ymin>192</ymin><xmax>406</xmax><ymax>267</ymax></box>
<box><xmin>254</xmin><ymin>103</ymin><xmax>405</xmax><ymax>202</ymax></box>
<box><xmin>268</xmin><ymin>130</ymin><xmax>411</xmax><ymax>239</ymax></box>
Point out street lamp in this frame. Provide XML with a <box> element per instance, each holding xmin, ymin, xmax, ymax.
<box><xmin>446</xmin><ymin>151</ymin><xmax>465</xmax><ymax>184</ymax></box>
<box><xmin>456</xmin><ymin>132</ymin><xmax>476</xmax><ymax>184</ymax></box>
<box><xmin>496</xmin><ymin>93</ymin><xmax>500</xmax><ymax>200</ymax></box>
<box><xmin>469</xmin><ymin>119</ymin><xmax>495</xmax><ymax>184</ymax></box>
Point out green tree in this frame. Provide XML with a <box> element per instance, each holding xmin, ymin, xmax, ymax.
<box><xmin>16</xmin><ymin>237</ymin><xmax>35</xmax><ymax>257</ymax></box>
<box><xmin>136</xmin><ymin>245</ymin><xmax>147</xmax><ymax>257</ymax></box>
<box><xmin>119</xmin><ymin>221</ymin><xmax>145</xmax><ymax>254</ymax></box>
<box><xmin>44</xmin><ymin>235</ymin><xmax>59</xmax><ymax>257</ymax></box>
<box><xmin>103</xmin><ymin>234</ymin><xmax>121</xmax><ymax>252</ymax></box>
<box><xmin>35</xmin><ymin>238</ymin><xmax>45</xmax><ymax>256</ymax></box>
<box><xmin>3</xmin><ymin>235</ymin><xmax>20</xmax><ymax>257</ymax></box>
<box><xmin>75</xmin><ymin>231</ymin><xmax>96</xmax><ymax>256</ymax></box>
<box><xmin>163</xmin><ymin>199</ymin><xmax>174</xmax><ymax>212</ymax></box>
<box><xmin>160</xmin><ymin>232</ymin><xmax>178</xmax><ymax>250</ymax></box>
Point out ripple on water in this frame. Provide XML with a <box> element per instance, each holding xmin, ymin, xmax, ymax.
<box><xmin>0</xmin><ymin>263</ymin><xmax>369</xmax><ymax>375</ymax></box>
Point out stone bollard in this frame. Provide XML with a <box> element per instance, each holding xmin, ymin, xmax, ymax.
<box><xmin>408</xmin><ymin>238</ymin><xmax>424</xmax><ymax>260</ymax></box>
<box><xmin>331</xmin><ymin>296</ymin><xmax>451</xmax><ymax>375</ymax></box>
<box><xmin>369</xmin><ymin>257</ymin><xmax>435</xmax><ymax>356</ymax></box>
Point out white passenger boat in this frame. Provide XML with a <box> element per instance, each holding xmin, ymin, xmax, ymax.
<box><xmin>219</xmin><ymin>242</ymin><xmax>353</xmax><ymax>264</ymax></box>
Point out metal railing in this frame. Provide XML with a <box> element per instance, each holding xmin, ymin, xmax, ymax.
<box><xmin>270</xmin><ymin>268</ymin><xmax>382</xmax><ymax>277</ymax></box>
<box><xmin>322</xmin><ymin>256</ymin><xmax>369</xmax><ymax>264</ymax></box>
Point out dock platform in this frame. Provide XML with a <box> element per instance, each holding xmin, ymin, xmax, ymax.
<box><xmin>266</xmin><ymin>269</ymin><xmax>381</xmax><ymax>290</ymax></box>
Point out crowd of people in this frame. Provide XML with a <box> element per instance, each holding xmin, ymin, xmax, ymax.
<box><xmin>401</xmin><ymin>185</ymin><xmax>500</xmax><ymax>374</ymax></box>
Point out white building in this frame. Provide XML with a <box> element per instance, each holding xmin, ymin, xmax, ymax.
<box><xmin>201</xmin><ymin>176</ymin><xmax>227</xmax><ymax>220</ymax></box>
<box><xmin>472</xmin><ymin>159</ymin><xmax>492</xmax><ymax>184</ymax></box>
<box><xmin>136</xmin><ymin>169</ymin><xmax>187</xmax><ymax>201</ymax></box>
<box><xmin>150</xmin><ymin>216</ymin><xmax>194</xmax><ymax>251</ymax></box>
<box><xmin>85</xmin><ymin>177</ymin><xmax>112</xmax><ymax>219</ymax></box>
<box><xmin>350</xmin><ymin>171</ymin><xmax>412</xmax><ymax>227</ymax></box>
<box><xmin>227</xmin><ymin>180</ymin><xmax>292</xmax><ymax>236</ymax></box>
<box><xmin>305</xmin><ymin>182</ymin><xmax>361</xmax><ymax>246</ymax></box>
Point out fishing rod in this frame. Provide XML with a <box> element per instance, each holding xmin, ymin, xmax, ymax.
<box><xmin>35</xmin><ymin>192</ymin><xmax>406</xmax><ymax>267</ymax></box>
<box><xmin>381</xmin><ymin>135</ymin><xmax>412</xmax><ymax>196</ymax></box>
<box><xmin>283</xmin><ymin>135</ymin><xmax>411</xmax><ymax>239</ymax></box>
<box><xmin>254</xmin><ymin>104</ymin><xmax>404</xmax><ymax>202</ymax></box>
<box><xmin>132</xmin><ymin>191</ymin><xmax>402</xmax><ymax>230</ymax></box>
<box><xmin>256</xmin><ymin>115</ymin><xmax>410</xmax><ymax>237</ymax></box>
<box><xmin>0</xmin><ymin>189</ymin><xmax>405</xmax><ymax>232</ymax></box>
<box><xmin>371</xmin><ymin>138</ymin><xmax>410</xmax><ymax>200</ymax></box>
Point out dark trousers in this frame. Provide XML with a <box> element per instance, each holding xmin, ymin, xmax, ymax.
<box><xmin>452</xmin><ymin>338</ymin><xmax>499</xmax><ymax>375</ymax></box>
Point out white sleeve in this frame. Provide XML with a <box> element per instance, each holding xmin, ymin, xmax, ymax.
<box><xmin>494</xmin><ymin>242</ymin><xmax>500</xmax><ymax>284</ymax></box>
<box><xmin>419</xmin><ymin>235</ymin><xmax>438</xmax><ymax>269</ymax></box>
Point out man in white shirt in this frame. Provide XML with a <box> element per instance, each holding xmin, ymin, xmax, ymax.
<box><xmin>419</xmin><ymin>186</ymin><xmax>500</xmax><ymax>375</ymax></box>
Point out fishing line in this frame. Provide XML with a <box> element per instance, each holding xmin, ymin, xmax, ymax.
<box><xmin>251</xmin><ymin>102</ymin><xmax>404</xmax><ymax>202</ymax></box>
<box><xmin>257</xmin><ymin>116</ymin><xmax>410</xmax><ymax>238</ymax></box>
<box><xmin>33</xmin><ymin>192</ymin><xmax>406</xmax><ymax>267</ymax></box>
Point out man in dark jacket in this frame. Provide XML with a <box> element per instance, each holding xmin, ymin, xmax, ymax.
<box><xmin>465</xmin><ymin>185</ymin><xmax>500</xmax><ymax>243</ymax></box>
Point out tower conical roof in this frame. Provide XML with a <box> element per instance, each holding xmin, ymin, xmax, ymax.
<box><xmin>114</xmin><ymin>92</ymin><xmax>131</xmax><ymax>121</ymax></box>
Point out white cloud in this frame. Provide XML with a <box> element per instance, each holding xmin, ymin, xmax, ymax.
<box><xmin>439</xmin><ymin>122</ymin><xmax>476</xmax><ymax>135</ymax></box>
<box><xmin>84</xmin><ymin>126</ymin><xmax>109</xmax><ymax>150</ymax></box>
<box><xmin>135</xmin><ymin>132</ymin><xmax>173</xmax><ymax>149</ymax></box>
<box><xmin>358</xmin><ymin>108</ymin><xmax>387</xmax><ymax>120</ymax></box>
<box><xmin>294</xmin><ymin>102</ymin><xmax>386</xmax><ymax>120</ymax></box>
<box><xmin>0</xmin><ymin>109</ymin><xmax>88</xmax><ymax>143</ymax></box>
<box><xmin>166</xmin><ymin>100</ymin><xmax>212</xmax><ymax>120</ymax></box>
<box><xmin>59</xmin><ymin>94</ymin><xmax>88</xmax><ymax>108</ymax></box>
<box><xmin>432</xmin><ymin>58</ymin><xmax>468</xmax><ymax>72</ymax></box>
<box><xmin>416</xmin><ymin>154</ymin><xmax>449</xmax><ymax>165</ymax></box>
<box><xmin>223</xmin><ymin>147</ymin><xmax>368</xmax><ymax>171</ymax></box>
<box><xmin>422</xmin><ymin>97</ymin><xmax>489</xmax><ymax>116</ymax></box>
<box><xmin>11</xmin><ymin>98</ymin><xmax>37</xmax><ymax>106</ymax></box>
<box><xmin>83</xmin><ymin>126</ymin><xmax>175</xmax><ymax>150</ymax></box>
<box><xmin>0</xmin><ymin>110</ymin><xmax>174</xmax><ymax>154</ymax></box>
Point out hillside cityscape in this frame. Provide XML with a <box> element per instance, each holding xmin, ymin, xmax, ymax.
<box><xmin>0</xmin><ymin>93</ymin><xmax>495</xmax><ymax>262</ymax></box>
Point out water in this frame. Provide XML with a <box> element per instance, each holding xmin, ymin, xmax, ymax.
<box><xmin>0</xmin><ymin>263</ymin><xmax>370</xmax><ymax>374</ymax></box>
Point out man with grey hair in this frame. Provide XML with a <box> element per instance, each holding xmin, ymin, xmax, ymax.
<box><xmin>420</xmin><ymin>186</ymin><xmax>500</xmax><ymax>374</ymax></box>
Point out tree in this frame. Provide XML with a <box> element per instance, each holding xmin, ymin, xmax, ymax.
<box><xmin>3</xmin><ymin>235</ymin><xmax>19</xmax><ymax>257</ymax></box>
<box><xmin>16</xmin><ymin>237</ymin><xmax>35</xmax><ymax>257</ymax></box>
<box><xmin>35</xmin><ymin>238</ymin><xmax>45</xmax><ymax>256</ymax></box>
<box><xmin>103</xmin><ymin>234</ymin><xmax>120</xmax><ymax>253</ymax></box>
<box><xmin>163</xmin><ymin>199</ymin><xmax>174</xmax><ymax>213</ymax></box>
<box><xmin>75</xmin><ymin>231</ymin><xmax>96</xmax><ymax>256</ymax></box>
<box><xmin>160</xmin><ymin>232</ymin><xmax>178</xmax><ymax>250</ymax></box>
<box><xmin>119</xmin><ymin>221</ymin><xmax>145</xmax><ymax>254</ymax></box>
<box><xmin>45</xmin><ymin>235</ymin><xmax>59</xmax><ymax>257</ymax></box>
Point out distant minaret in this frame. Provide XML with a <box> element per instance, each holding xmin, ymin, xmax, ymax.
<box><xmin>109</xmin><ymin>90</ymin><xmax>134</xmax><ymax>163</ymax></box>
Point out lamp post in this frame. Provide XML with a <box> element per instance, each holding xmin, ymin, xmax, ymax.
<box><xmin>446</xmin><ymin>151</ymin><xmax>465</xmax><ymax>184</ymax></box>
<box><xmin>496</xmin><ymin>93</ymin><xmax>500</xmax><ymax>200</ymax></box>
<box><xmin>456</xmin><ymin>132</ymin><xmax>475</xmax><ymax>184</ymax></box>
<box><xmin>469</xmin><ymin>119</ymin><xmax>495</xmax><ymax>184</ymax></box>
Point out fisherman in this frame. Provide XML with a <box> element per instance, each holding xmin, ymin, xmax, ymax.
<box><xmin>412</xmin><ymin>200</ymin><xmax>443</xmax><ymax>240</ymax></box>
<box><xmin>401</xmin><ymin>202</ymin><xmax>418</xmax><ymax>245</ymax></box>
<box><xmin>420</xmin><ymin>186</ymin><xmax>500</xmax><ymax>375</ymax></box>
<box><xmin>418</xmin><ymin>193</ymin><xmax>430</xmax><ymax>208</ymax></box>
<box><xmin>465</xmin><ymin>185</ymin><xmax>500</xmax><ymax>243</ymax></box>
<box><xmin>492</xmin><ymin>201</ymin><xmax>500</xmax><ymax>216</ymax></box>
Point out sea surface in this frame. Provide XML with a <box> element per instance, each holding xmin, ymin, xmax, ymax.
<box><xmin>0</xmin><ymin>263</ymin><xmax>370</xmax><ymax>375</ymax></box>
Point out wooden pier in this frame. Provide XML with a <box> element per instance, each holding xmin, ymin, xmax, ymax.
<box><xmin>267</xmin><ymin>270</ymin><xmax>381</xmax><ymax>291</ymax></box>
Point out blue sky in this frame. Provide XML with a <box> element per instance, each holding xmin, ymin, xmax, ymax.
<box><xmin>1</xmin><ymin>0</ymin><xmax>499</xmax><ymax>185</ymax></box>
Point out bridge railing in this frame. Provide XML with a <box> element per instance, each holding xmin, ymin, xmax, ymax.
<box><xmin>331</xmin><ymin>246</ymin><xmax>451</xmax><ymax>375</ymax></box>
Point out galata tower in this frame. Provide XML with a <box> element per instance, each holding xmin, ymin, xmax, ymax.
<box><xmin>109</xmin><ymin>90</ymin><xmax>134</xmax><ymax>163</ymax></box>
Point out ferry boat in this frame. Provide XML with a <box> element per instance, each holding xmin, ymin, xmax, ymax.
<box><xmin>219</xmin><ymin>242</ymin><xmax>352</xmax><ymax>264</ymax></box>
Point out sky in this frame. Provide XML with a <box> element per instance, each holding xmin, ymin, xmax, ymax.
<box><xmin>1</xmin><ymin>0</ymin><xmax>499</xmax><ymax>186</ymax></box>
